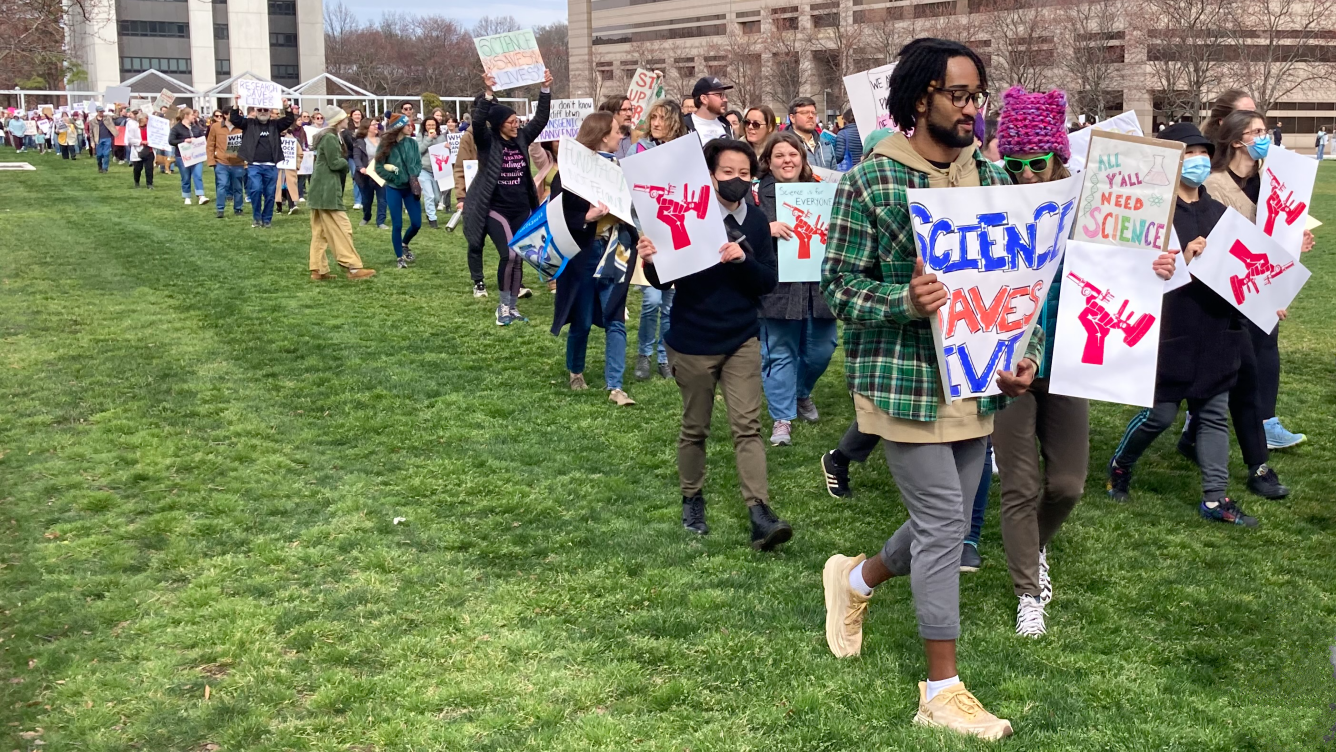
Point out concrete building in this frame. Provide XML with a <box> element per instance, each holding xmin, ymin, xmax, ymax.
<box><xmin>67</xmin><ymin>0</ymin><xmax>325</xmax><ymax>94</ymax></box>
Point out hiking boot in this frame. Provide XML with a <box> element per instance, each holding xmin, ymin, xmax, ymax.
<box><xmin>473</xmin><ymin>281</ymin><xmax>488</xmax><ymax>298</ymax></box>
<box><xmin>1247</xmin><ymin>464</ymin><xmax>1290</xmax><ymax>499</ymax></box>
<box><xmin>347</xmin><ymin>268</ymin><xmax>376</xmax><ymax>280</ymax></box>
<box><xmin>749</xmin><ymin>502</ymin><xmax>792</xmax><ymax>551</ymax></box>
<box><xmin>657</xmin><ymin>362</ymin><xmax>672</xmax><ymax>379</ymax></box>
<box><xmin>1107</xmin><ymin>458</ymin><xmax>1132</xmax><ymax>502</ymax></box>
<box><xmin>681</xmin><ymin>494</ymin><xmax>708</xmax><ymax>535</ymax></box>
<box><xmin>216</xmin><ymin>210</ymin><xmax>224</xmax><ymax>219</ymax></box>
<box><xmin>822</xmin><ymin>553</ymin><xmax>869</xmax><ymax>657</ymax></box>
<box><xmin>796</xmin><ymin>397</ymin><xmax>820</xmax><ymax>423</ymax></box>
<box><xmin>634</xmin><ymin>354</ymin><xmax>652</xmax><ymax>381</ymax></box>
<box><xmin>608</xmin><ymin>388</ymin><xmax>636</xmax><ymax>406</ymax></box>
<box><xmin>1264</xmin><ymin>417</ymin><xmax>1306</xmax><ymax>449</ymax></box>
<box><xmin>770</xmin><ymin>420</ymin><xmax>792</xmax><ymax>447</ymax></box>
<box><xmin>913</xmin><ymin>682</ymin><xmax>1014</xmax><ymax>741</ymax></box>
<box><xmin>821</xmin><ymin>450</ymin><xmax>852</xmax><ymax>498</ymax></box>
<box><xmin>1038</xmin><ymin>546</ymin><xmax>1052</xmax><ymax>604</ymax></box>
<box><xmin>1015</xmin><ymin>594</ymin><xmax>1046</xmax><ymax>637</ymax></box>
<box><xmin>310</xmin><ymin>271</ymin><xmax>336</xmax><ymax>281</ymax></box>
<box><xmin>569</xmin><ymin>373</ymin><xmax>588</xmax><ymax>390</ymax></box>
<box><xmin>1199</xmin><ymin>497</ymin><xmax>1259</xmax><ymax>527</ymax></box>
<box><xmin>959</xmin><ymin>541</ymin><xmax>982</xmax><ymax>573</ymax></box>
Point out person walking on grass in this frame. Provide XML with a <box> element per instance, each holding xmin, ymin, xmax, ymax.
<box><xmin>208</xmin><ymin>105</ymin><xmax>245</xmax><ymax>218</ymax></box>
<box><xmin>92</xmin><ymin>105</ymin><xmax>116</xmax><ymax>172</ymax></box>
<box><xmin>352</xmin><ymin>120</ymin><xmax>388</xmax><ymax>229</ymax></box>
<box><xmin>169</xmin><ymin>108</ymin><xmax>208</xmax><ymax>206</ymax></box>
<box><xmin>452</xmin><ymin>125</ymin><xmax>488</xmax><ymax>296</ymax></box>
<box><xmin>549</xmin><ymin>112</ymin><xmax>638</xmax><ymax>405</ymax></box>
<box><xmin>130</xmin><ymin>115</ymin><xmax>154</xmax><ymax>189</ymax></box>
<box><xmin>344</xmin><ymin>108</ymin><xmax>364</xmax><ymax>207</ymax></box>
<box><xmin>820</xmin><ymin>38</ymin><xmax>1038</xmax><ymax>741</ymax></box>
<box><xmin>465</xmin><ymin>69</ymin><xmax>553</xmax><ymax>325</ymax></box>
<box><xmin>307</xmin><ymin>106</ymin><xmax>376</xmax><ymax>283</ymax></box>
<box><xmin>276</xmin><ymin>121</ymin><xmax>303</xmax><ymax>215</ymax></box>
<box><xmin>631</xmin><ymin>99</ymin><xmax>687</xmax><ymax>380</ymax></box>
<box><xmin>755</xmin><ymin>130</ymin><xmax>839</xmax><ymax>447</ymax></box>
<box><xmin>638</xmin><ymin>138</ymin><xmax>792</xmax><ymax>552</ymax></box>
<box><xmin>374</xmin><ymin>114</ymin><xmax>424</xmax><ymax>270</ymax></box>
<box><xmin>229</xmin><ymin>101</ymin><xmax>295</xmax><ymax>229</ymax></box>
<box><xmin>416</xmin><ymin>116</ymin><xmax>448</xmax><ymax>229</ymax></box>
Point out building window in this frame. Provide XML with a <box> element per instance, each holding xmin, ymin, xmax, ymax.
<box><xmin>216</xmin><ymin>58</ymin><xmax>231</xmax><ymax>76</ymax></box>
<box><xmin>812</xmin><ymin>12</ymin><xmax>838</xmax><ymax>27</ymax></box>
<box><xmin>267</xmin><ymin>0</ymin><xmax>296</xmax><ymax>14</ymax></box>
<box><xmin>739</xmin><ymin>21</ymin><xmax>760</xmax><ymax>34</ymax></box>
<box><xmin>593</xmin><ymin>23</ymin><xmax>726</xmax><ymax>45</ymax></box>
<box><xmin>118</xmin><ymin>20</ymin><xmax>188</xmax><ymax>38</ymax></box>
<box><xmin>271</xmin><ymin>64</ymin><xmax>299</xmax><ymax>79</ymax></box>
<box><xmin>269</xmin><ymin>32</ymin><xmax>297</xmax><ymax>47</ymax></box>
<box><xmin>214</xmin><ymin>24</ymin><xmax>229</xmax><ymax>39</ymax></box>
<box><xmin>598</xmin><ymin>69</ymin><xmax>614</xmax><ymax>81</ymax></box>
<box><xmin>121</xmin><ymin>57</ymin><xmax>192</xmax><ymax>74</ymax></box>
<box><xmin>774</xmin><ymin>16</ymin><xmax>798</xmax><ymax>30</ymax></box>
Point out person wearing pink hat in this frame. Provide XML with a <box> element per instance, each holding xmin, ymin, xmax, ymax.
<box><xmin>990</xmin><ymin>86</ymin><xmax>1176</xmax><ymax>638</ymax></box>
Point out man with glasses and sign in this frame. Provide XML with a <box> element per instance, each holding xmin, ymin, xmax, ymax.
<box><xmin>684</xmin><ymin>76</ymin><xmax>734</xmax><ymax>145</ymax></box>
<box><xmin>598</xmin><ymin>96</ymin><xmax>636</xmax><ymax>158</ymax></box>
<box><xmin>818</xmin><ymin>37</ymin><xmax>1037</xmax><ymax>741</ymax></box>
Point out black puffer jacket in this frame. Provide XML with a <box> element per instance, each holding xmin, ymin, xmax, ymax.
<box><xmin>462</xmin><ymin>91</ymin><xmax>551</xmax><ymax>249</ymax></box>
<box><xmin>756</xmin><ymin>173</ymin><xmax>835</xmax><ymax>320</ymax></box>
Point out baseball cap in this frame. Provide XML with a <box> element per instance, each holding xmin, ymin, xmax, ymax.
<box><xmin>691</xmin><ymin>76</ymin><xmax>733</xmax><ymax>99</ymax></box>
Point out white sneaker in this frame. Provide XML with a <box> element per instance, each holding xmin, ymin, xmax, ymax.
<box><xmin>198</xmin><ymin>195</ymin><xmax>209</xmax><ymax>205</ymax></box>
<box><xmin>1016</xmin><ymin>594</ymin><xmax>1046</xmax><ymax>637</ymax></box>
<box><xmin>1038</xmin><ymin>547</ymin><xmax>1052</xmax><ymax>605</ymax></box>
<box><xmin>353</xmin><ymin>203</ymin><xmax>362</xmax><ymax>210</ymax></box>
<box><xmin>184</xmin><ymin>198</ymin><xmax>191</xmax><ymax>205</ymax></box>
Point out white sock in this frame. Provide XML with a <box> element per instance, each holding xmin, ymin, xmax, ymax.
<box><xmin>848</xmin><ymin>561</ymin><xmax>873</xmax><ymax>596</ymax></box>
<box><xmin>925</xmin><ymin>675</ymin><xmax>960</xmax><ymax>702</ymax></box>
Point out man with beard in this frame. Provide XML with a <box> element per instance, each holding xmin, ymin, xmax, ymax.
<box><xmin>229</xmin><ymin>100</ymin><xmax>296</xmax><ymax>228</ymax></box>
<box><xmin>818</xmin><ymin>38</ymin><xmax>1040</xmax><ymax>741</ymax></box>
<box><xmin>598</xmin><ymin>96</ymin><xmax>635</xmax><ymax>158</ymax></box>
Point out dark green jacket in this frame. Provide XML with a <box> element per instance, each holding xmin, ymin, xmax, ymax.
<box><xmin>307</xmin><ymin>129</ymin><xmax>348</xmax><ymax>211</ymax></box>
<box><xmin>374</xmin><ymin>137</ymin><xmax>422</xmax><ymax>190</ymax></box>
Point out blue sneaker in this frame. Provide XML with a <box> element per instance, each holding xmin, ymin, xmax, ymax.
<box><xmin>1199</xmin><ymin>497</ymin><xmax>1259</xmax><ymax>527</ymax></box>
<box><xmin>1263</xmin><ymin>417</ymin><xmax>1306</xmax><ymax>449</ymax></box>
<box><xmin>495</xmin><ymin>304</ymin><xmax>513</xmax><ymax>326</ymax></box>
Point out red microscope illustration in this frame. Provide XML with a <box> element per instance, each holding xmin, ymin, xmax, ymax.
<box><xmin>632</xmin><ymin>183</ymin><xmax>711</xmax><ymax>250</ymax></box>
<box><xmin>1228</xmin><ymin>239</ymin><xmax>1294</xmax><ymax>304</ymax></box>
<box><xmin>1262</xmin><ymin>170</ymin><xmax>1307</xmax><ymax>236</ymax></box>
<box><xmin>1067</xmin><ymin>272</ymin><xmax>1155</xmax><ymax>365</ymax></box>
<box><xmin>783</xmin><ymin>202</ymin><xmax>829</xmax><ymax>259</ymax></box>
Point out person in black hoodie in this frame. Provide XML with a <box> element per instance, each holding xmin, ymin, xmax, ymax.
<box><xmin>229</xmin><ymin>100</ymin><xmax>296</xmax><ymax>228</ymax></box>
<box><xmin>637</xmin><ymin>138</ymin><xmax>792</xmax><ymax>551</ymax></box>
<box><xmin>1107</xmin><ymin>122</ymin><xmax>1259</xmax><ymax>527</ymax></box>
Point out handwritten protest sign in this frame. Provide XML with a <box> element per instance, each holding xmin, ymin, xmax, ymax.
<box><xmin>446</xmin><ymin>132</ymin><xmax>463</xmax><ymax>160</ymax></box>
<box><xmin>128</xmin><ymin>98</ymin><xmax>152</xmax><ymax>114</ymax></box>
<box><xmin>536</xmin><ymin>99</ymin><xmax>594</xmax><ymax>142</ymax></box>
<box><xmin>1077</xmin><ymin>130</ymin><xmax>1182</xmax><ymax>253</ymax></box>
<box><xmin>428</xmin><ymin>142</ymin><xmax>453</xmax><ymax>190</ymax></box>
<box><xmin>153</xmin><ymin>89</ymin><xmax>176</xmax><ymax>112</ymax></box>
<box><xmin>620</xmin><ymin>135</ymin><xmax>728</xmax><ymax>283</ymax></box>
<box><xmin>235</xmin><ymin>79</ymin><xmax>282</xmax><ymax>111</ymax></box>
<box><xmin>463</xmin><ymin>159</ymin><xmax>478</xmax><ymax>190</ymax></box>
<box><xmin>146</xmin><ymin>115</ymin><xmax>171</xmax><ymax>150</ymax></box>
<box><xmin>558</xmin><ymin>136</ymin><xmax>634</xmax><ymax>224</ymax></box>
<box><xmin>178</xmin><ymin>138</ymin><xmax>207</xmax><ymax>167</ymax></box>
<box><xmin>910</xmin><ymin>175</ymin><xmax>1081</xmax><ymax>401</ymax></box>
<box><xmin>473</xmin><ymin>29</ymin><xmax>545</xmax><ymax>92</ymax></box>
<box><xmin>277</xmin><ymin>137</ymin><xmax>298</xmax><ymax>170</ymax></box>
<box><xmin>627</xmin><ymin>69</ymin><xmax>665</xmax><ymax>129</ymax></box>
<box><xmin>1255</xmin><ymin>145</ymin><xmax>1316</xmax><ymax>255</ymax></box>
<box><xmin>1049</xmin><ymin>241</ymin><xmax>1164</xmax><ymax>407</ymax></box>
<box><xmin>1067</xmin><ymin>110</ymin><xmax>1143</xmax><ymax>174</ymax></box>
<box><xmin>104</xmin><ymin>86</ymin><xmax>131</xmax><ymax>106</ymax></box>
<box><xmin>843</xmin><ymin>63</ymin><xmax>896</xmax><ymax>133</ymax></box>
<box><xmin>776</xmin><ymin>182</ymin><xmax>837</xmax><ymax>282</ymax></box>
<box><xmin>1190</xmin><ymin>208</ymin><xmax>1310</xmax><ymax>333</ymax></box>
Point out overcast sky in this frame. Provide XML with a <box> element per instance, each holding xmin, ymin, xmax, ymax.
<box><xmin>339</xmin><ymin>0</ymin><xmax>568</xmax><ymax>28</ymax></box>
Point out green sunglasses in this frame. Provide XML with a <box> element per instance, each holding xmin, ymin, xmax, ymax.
<box><xmin>1003</xmin><ymin>152</ymin><xmax>1054</xmax><ymax>174</ymax></box>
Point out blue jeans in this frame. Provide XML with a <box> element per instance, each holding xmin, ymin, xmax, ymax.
<box><xmin>419</xmin><ymin>170</ymin><xmax>439</xmax><ymax>221</ymax></box>
<box><xmin>359</xmin><ymin>178</ymin><xmax>387</xmax><ymax>225</ymax></box>
<box><xmin>176</xmin><ymin>158</ymin><xmax>204</xmax><ymax>197</ymax></box>
<box><xmin>566</xmin><ymin>276</ymin><xmax>627</xmax><ymax>390</ymax></box>
<box><xmin>636</xmin><ymin>286</ymin><xmax>674</xmax><ymax>363</ymax></box>
<box><xmin>384</xmin><ymin>185</ymin><xmax>422</xmax><ymax>259</ymax></box>
<box><xmin>96</xmin><ymin>138</ymin><xmax>112</xmax><ymax>170</ymax></box>
<box><xmin>352</xmin><ymin>180</ymin><xmax>364</xmax><ymax>206</ymax></box>
<box><xmin>246</xmin><ymin>164</ymin><xmax>278</xmax><ymax>223</ymax></box>
<box><xmin>1318</xmin><ymin>144</ymin><xmax>1326</xmax><ymax>161</ymax></box>
<box><xmin>759</xmin><ymin>317</ymin><xmax>839</xmax><ymax>421</ymax></box>
<box><xmin>966</xmin><ymin>438</ymin><xmax>992</xmax><ymax>546</ymax></box>
<box><xmin>215</xmin><ymin>164</ymin><xmax>245</xmax><ymax>213</ymax></box>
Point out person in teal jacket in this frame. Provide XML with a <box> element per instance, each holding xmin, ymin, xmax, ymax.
<box><xmin>374</xmin><ymin>114</ymin><xmax>424</xmax><ymax>268</ymax></box>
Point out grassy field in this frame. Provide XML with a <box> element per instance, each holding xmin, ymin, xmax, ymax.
<box><xmin>0</xmin><ymin>153</ymin><xmax>1333</xmax><ymax>751</ymax></box>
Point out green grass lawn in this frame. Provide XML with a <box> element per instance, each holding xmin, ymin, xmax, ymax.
<box><xmin>0</xmin><ymin>153</ymin><xmax>1333</xmax><ymax>751</ymax></box>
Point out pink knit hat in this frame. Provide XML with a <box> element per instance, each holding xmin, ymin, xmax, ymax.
<box><xmin>997</xmin><ymin>86</ymin><xmax>1070</xmax><ymax>163</ymax></box>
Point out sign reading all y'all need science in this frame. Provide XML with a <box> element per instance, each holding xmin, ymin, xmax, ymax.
<box><xmin>473</xmin><ymin>29</ymin><xmax>545</xmax><ymax>92</ymax></box>
<box><xmin>536</xmin><ymin>99</ymin><xmax>595</xmax><ymax>143</ymax></box>
<box><xmin>1077</xmin><ymin>130</ymin><xmax>1182</xmax><ymax>252</ymax></box>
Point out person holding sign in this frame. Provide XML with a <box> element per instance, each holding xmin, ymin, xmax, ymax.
<box><xmin>1107</xmin><ymin>123</ymin><xmax>1261</xmax><ymax>528</ymax></box>
<box><xmin>818</xmin><ymin>39</ymin><xmax>1032</xmax><ymax>742</ymax></box>
<box><xmin>229</xmin><ymin>101</ymin><xmax>296</xmax><ymax>228</ymax></box>
<box><xmin>352</xmin><ymin>120</ymin><xmax>387</xmax><ymax>229</ymax></box>
<box><xmin>169</xmin><ymin>108</ymin><xmax>208</xmax><ymax>205</ymax></box>
<box><xmin>374</xmin><ymin>115</ymin><xmax>424</xmax><ymax>269</ymax></box>
<box><xmin>207</xmin><ymin>107</ymin><xmax>246</xmax><ymax>218</ymax></box>
<box><xmin>630</xmin><ymin>99</ymin><xmax>688</xmax><ymax>381</ymax></box>
<box><xmin>129</xmin><ymin>115</ymin><xmax>154</xmax><ymax>189</ymax></box>
<box><xmin>464</xmin><ymin>69</ymin><xmax>553</xmax><ymax>324</ymax></box>
<box><xmin>637</xmin><ymin>139</ymin><xmax>790</xmax><ymax>552</ymax></box>
<box><xmin>416</xmin><ymin>117</ymin><xmax>449</xmax><ymax>229</ymax></box>
<box><xmin>754</xmin><ymin>130</ymin><xmax>839</xmax><ymax>447</ymax></box>
<box><xmin>306</xmin><ymin>106</ymin><xmax>375</xmax><ymax>282</ymax></box>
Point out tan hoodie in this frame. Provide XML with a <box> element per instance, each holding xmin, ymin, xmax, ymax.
<box><xmin>874</xmin><ymin>131</ymin><xmax>982</xmax><ymax>189</ymax></box>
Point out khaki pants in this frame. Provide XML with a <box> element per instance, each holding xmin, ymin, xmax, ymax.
<box><xmin>991</xmin><ymin>377</ymin><xmax>1088</xmax><ymax>598</ymax></box>
<box><xmin>277</xmin><ymin>169</ymin><xmax>300</xmax><ymax>203</ymax></box>
<box><xmin>667</xmin><ymin>338</ymin><xmax>768</xmax><ymax>506</ymax></box>
<box><xmin>309</xmin><ymin>209</ymin><xmax>364</xmax><ymax>273</ymax></box>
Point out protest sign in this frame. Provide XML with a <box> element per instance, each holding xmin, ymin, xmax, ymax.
<box><xmin>536</xmin><ymin>99</ymin><xmax>595</xmax><ymax>142</ymax></box>
<box><xmin>620</xmin><ymin>135</ymin><xmax>729</xmax><ymax>284</ymax></box>
<box><xmin>1163</xmin><ymin>227</ymin><xmax>1191</xmax><ymax>292</ymax></box>
<box><xmin>626</xmin><ymin>69</ymin><xmax>665</xmax><ymax>129</ymax></box>
<box><xmin>129</xmin><ymin>98</ymin><xmax>152</xmax><ymax>114</ymax></box>
<box><xmin>235</xmin><ymin>79</ymin><xmax>282</xmax><ymax>110</ymax></box>
<box><xmin>558</xmin><ymin>136</ymin><xmax>634</xmax><ymax>224</ymax></box>
<box><xmin>1190</xmin><ymin>208</ymin><xmax>1311</xmax><ymax>333</ymax></box>
<box><xmin>298</xmin><ymin>150</ymin><xmax>314</xmax><ymax>175</ymax></box>
<box><xmin>40</xmin><ymin>105</ymin><xmax>52</xmax><ymax>118</ymax></box>
<box><xmin>1048</xmin><ymin>241</ymin><xmax>1164</xmax><ymax>407</ymax></box>
<box><xmin>1067</xmin><ymin>110</ymin><xmax>1143</xmax><ymax>174</ymax></box>
<box><xmin>909</xmin><ymin>175</ymin><xmax>1081</xmax><ymax>401</ymax></box>
<box><xmin>178</xmin><ymin>138</ymin><xmax>207</xmax><ymax>167</ymax></box>
<box><xmin>1076</xmin><ymin>130</ymin><xmax>1181</xmax><ymax>253</ymax></box>
<box><xmin>104</xmin><ymin>86</ymin><xmax>131</xmax><ymax>106</ymax></box>
<box><xmin>811</xmin><ymin>166</ymin><xmax>844</xmax><ymax>183</ymax></box>
<box><xmin>463</xmin><ymin>159</ymin><xmax>478</xmax><ymax>190</ymax></box>
<box><xmin>509</xmin><ymin>194</ymin><xmax>584</xmax><ymax>281</ymax></box>
<box><xmin>446</xmin><ymin>132</ymin><xmax>463</xmax><ymax>159</ymax></box>
<box><xmin>278</xmin><ymin>137</ymin><xmax>299</xmax><ymax>170</ymax></box>
<box><xmin>473</xmin><ymin>29</ymin><xmax>545</xmax><ymax>92</ymax></box>
<box><xmin>146</xmin><ymin>115</ymin><xmax>171</xmax><ymax>150</ymax></box>
<box><xmin>303</xmin><ymin>125</ymin><xmax>322</xmax><ymax>145</ymax></box>
<box><xmin>775</xmin><ymin>182</ymin><xmax>837</xmax><ymax>282</ymax></box>
<box><xmin>72</xmin><ymin>103</ymin><xmax>86</xmax><ymax>113</ymax></box>
<box><xmin>843</xmin><ymin>63</ymin><xmax>896</xmax><ymax>134</ymax></box>
<box><xmin>1255</xmin><ymin>145</ymin><xmax>1316</xmax><ymax>255</ymax></box>
<box><xmin>428</xmin><ymin>142</ymin><xmax>453</xmax><ymax>190</ymax></box>
<box><xmin>153</xmin><ymin>89</ymin><xmax>176</xmax><ymax>112</ymax></box>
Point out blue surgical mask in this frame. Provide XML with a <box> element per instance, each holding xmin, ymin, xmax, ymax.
<box><xmin>1180</xmin><ymin>155</ymin><xmax>1211</xmax><ymax>187</ymax></box>
<box><xmin>1246</xmin><ymin>134</ymin><xmax>1271</xmax><ymax>160</ymax></box>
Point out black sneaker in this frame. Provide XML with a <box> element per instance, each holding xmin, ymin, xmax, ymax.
<box><xmin>682</xmin><ymin>495</ymin><xmax>708</xmax><ymax>535</ymax></box>
<box><xmin>657</xmin><ymin>362</ymin><xmax>671</xmax><ymax>379</ymax></box>
<box><xmin>397</xmin><ymin>257</ymin><xmax>408</xmax><ymax>269</ymax></box>
<box><xmin>1107</xmin><ymin>458</ymin><xmax>1132</xmax><ymax>502</ymax></box>
<box><xmin>216</xmin><ymin>210</ymin><xmax>224</xmax><ymax>219</ymax></box>
<box><xmin>749</xmin><ymin>502</ymin><xmax>792</xmax><ymax>551</ymax></box>
<box><xmin>634</xmin><ymin>354</ymin><xmax>652</xmax><ymax>381</ymax></box>
<box><xmin>960</xmin><ymin>541</ymin><xmax>982</xmax><ymax>572</ymax></box>
<box><xmin>429</xmin><ymin>219</ymin><xmax>439</xmax><ymax>229</ymax></box>
<box><xmin>821</xmin><ymin>450</ymin><xmax>851</xmax><ymax>498</ymax></box>
<box><xmin>1177</xmin><ymin>435</ymin><xmax>1198</xmax><ymax>465</ymax></box>
<box><xmin>1247</xmin><ymin>464</ymin><xmax>1290</xmax><ymax>499</ymax></box>
<box><xmin>403</xmin><ymin>249</ymin><xmax>415</xmax><ymax>263</ymax></box>
<box><xmin>1199</xmin><ymin>497</ymin><xmax>1259</xmax><ymax>527</ymax></box>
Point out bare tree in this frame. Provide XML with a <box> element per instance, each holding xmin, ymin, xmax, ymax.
<box><xmin>725</xmin><ymin>28</ymin><xmax>768</xmax><ymax>109</ymax></box>
<box><xmin>471</xmin><ymin>16</ymin><xmax>521</xmax><ymax>38</ymax></box>
<box><xmin>764</xmin><ymin>6</ymin><xmax>809</xmax><ymax>105</ymax></box>
<box><xmin>1055</xmin><ymin>0</ymin><xmax>1131</xmax><ymax>120</ymax></box>
<box><xmin>983</xmin><ymin>0</ymin><xmax>1055</xmax><ymax>91</ymax></box>
<box><xmin>535</xmin><ymin>22</ymin><xmax>570</xmax><ymax>98</ymax></box>
<box><xmin>1132</xmin><ymin>0</ymin><xmax>1230</xmax><ymax>123</ymax></box>
<box><xmin>1222</xmin><ymin>0</ymin><xmax>1336</xmax><ymax>114</ymax></box>
<box><xmin>1</xmin><ymin>0</ymin><xmax>99</xmax><ymax>91</ymax></box>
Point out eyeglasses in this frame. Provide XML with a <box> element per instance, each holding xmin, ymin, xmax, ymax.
<box><xmin>745</xmin><ymin>120</ymin><xmax>766</xmax><ymax>129</ymax></box>
<box><xmin>1242</xmin><ymin>128</ymin><xmax>1268</xmax><ymax>139</ymax></box>
<box><xmin>619</xmin><ymin>106</ymin><xmax>635</xmax><ymax>114</ymax></box>
<box><xmin>1003</xmin><ymin>152</ymin><xmax>1053</xmax><ymax>174</ymax></box>
<box><xmin>931</xmin><ymin>87</ymin><xmax>990</xmax><ymax>109</ymax></box>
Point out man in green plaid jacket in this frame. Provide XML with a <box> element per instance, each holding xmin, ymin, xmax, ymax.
<box><xmin>816</xmin><ymin>38</ymin><xmax>1041</xmax><ymax>742</ymax></box>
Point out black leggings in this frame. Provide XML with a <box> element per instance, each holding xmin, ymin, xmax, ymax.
<box><xmin>132</xmin><ymin>147</ymin><xmax>154</xmax><ymax>186</ymax></box>
<box><xmin>485</xmin><ymin>210</ymin><xmax>528</xmax><ymax>297</ymax></box>
<box><xmin>1186</xmin><ymin>324</ymin><xmax>1275</xmax><ymax>467</ymax></box>
<box><xmin>1249</xmin><ymin>322</ymin><xmax>1280</xmax><ymax>419</ymax></box>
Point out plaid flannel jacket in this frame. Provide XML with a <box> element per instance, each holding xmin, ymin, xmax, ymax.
<box><xmin>820</xmin><ymin>149</ymin><xmax>1045</xmax><ymax>422</ymax></box>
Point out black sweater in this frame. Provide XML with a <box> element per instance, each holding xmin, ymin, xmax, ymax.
<box><xmin>227</xmin><ymin>108</ymin><xmax>295</xmax><ymax>164</ymax></box>
<box><xmin>644</xmin><ymin>200</ymin><xmax>778</xmax><ymax>355</ymax></box>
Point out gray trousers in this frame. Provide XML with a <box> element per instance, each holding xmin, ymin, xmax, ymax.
<box><xmin>879</xmin><ymin>438</ymin><xmax>987</xmax><ymax>641</ymax></box>
<box><xmin>1113</xmin><ymin>392</ymin><xmax>1230</xmax><ymax>501</ymax></box>
<box><xmin>837</xmin><ymin>418</ymin><xmax>880</xmax><ymax>462</ymax></box>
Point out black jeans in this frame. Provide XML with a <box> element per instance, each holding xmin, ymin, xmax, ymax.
<box><xmin>132</xmin><ymin>146</ymin><xmax>154</xmax><ymax>187</ymax></box>
<box><xmin>1186</xmin><ymin>323</ymin><xmax>1273</xmax><ymax>467</ymax></box>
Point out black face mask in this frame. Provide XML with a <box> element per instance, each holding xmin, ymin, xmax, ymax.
<box><xmin>716</xmin><ymin>176</ymin><xmax>751</xmax><ymax>203</ymax></box>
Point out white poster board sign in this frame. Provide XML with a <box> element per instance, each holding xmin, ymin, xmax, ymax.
<box><xmin>129</xmin><ymin>98</ymin><xmax>152</xmax><ymax>114</ymax></box>
<box><xmin>446</xmin><ymin>132</ymin><xmax>463</xmax><ymax>160</ymax></box>
<box><xmin>558</xmin><ymin>136</ymin><xmax>634</xmax><ymax>224</ymax></box>
<box><xmin>536</xmin><ymin>99</ymin><xmax>595</xmax><ymax>143</ymax></box>
<box><xmin>843</xmin><ymin>63</ymin><xmax>896</xmax><ymax>134</ymax></box>
<box><xmin>146</xmin><ymin>115</ymin><xmax>171</xmax><ymax>150</ymax></box>
<box><xmin>178</xmin><ymin>138</ymin><xmax>208</xmax><ymax>167</ymax></box>
<box><xmin>153</xmin><ymin>88</ymin><xmax>176</xmax><ymax>112</ymax></box>
<box><xmin>1048</xmin><ymin>241</ymin><xmax>1164</xmax><ymax>407</ymax></box>
<box><xmin>1164</xmin><ymin>227</ymin><xmax>1191</xmax><ymax>292</ymax></box>
<box><xmin>277</xmin><ymin>137</ymin><xmax>298</xmax><ymax>170</ymax></box>
<box><xmin>428</xmin><ymin>142</ymin><xmax>453</xmax><ymax>190</ymax></box>
<box><xmin>463</xmin><ymin>159</ymin><xmax>478</xmax><ymax>190</ymax></box>
<box><xmin>103</xmin><ymin>86</ymin><xmax>131</xmax><ymax>106</ymax></box>
<box><xmin>620</xmin><ymin>135</ymin><xmax>729</xmax><ymax>284</ymax></box>
<box><xmin>1076</xmin><ymin>130</ymin><xmax>1182</xmax><ymax>253</ymax></box>
<box><xmin>1190</xmin><ymin>208</ymin><xmax>1311</xmax><ymax>333</ymax></box>
<box><xmin>235</xmin><ymin>79</ymin><xmax>283</xmax><ymax>111</ymax></box>
<box><xmin>1256</xmin><ymin>145</ymin><xmax>1316</xmax><ymax>255</ymax></box>
<box><xmin>298</xmin><ymin>150</ymin><xmax>315</xmax><ymax>175</ymax></box>
<box><xmin>775</xmin><ymin>182</ymin><xmax>837</xmax><ymax>282</ymax></box>
<box><xmin>626</xmin><ymin>69</ymin><xmax>665</xmax><ymax>129</ymax></box>
<box><xmin>473</xmin><ymin>30</ymin><xmax>545</xmax><ymax>92</ymax></box>
<box><xmin>909</xmin><ymin>175</ymin><xmax>1081</xmax><ymax>400</ymax></box>
<box><xmin>1067</xmin><ymin>110</ymin><xmax>1144</xmax><ymax>174</ymax></box>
